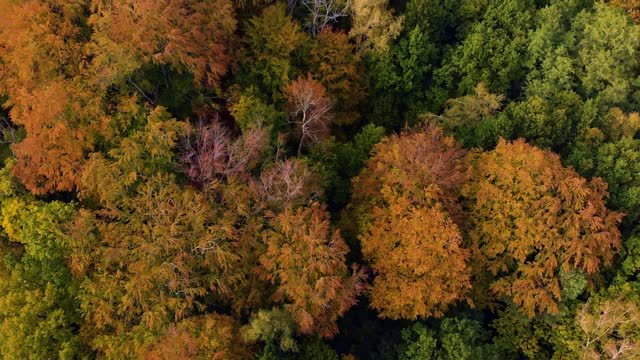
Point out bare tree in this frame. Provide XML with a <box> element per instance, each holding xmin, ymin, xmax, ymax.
<box><xmin>577</xmin><ymin>296</ymin><xmax>640</xmax><ymax>359</ymax></box>
<box><xmin>253</xmin><ymin>158</ymin><xmax>322</xmax><ymax>209</ymax></box>
<box><xmin>181</xmin><ymin>116</ymin><xmax>269</xmax><ymax>186</ymax></box>
<box><xmin>300</xmin><ymin>0</ymin><xmax>350</xmax><ymax>36</ymax></box>
<box><xmin>0</xmin><ymin>114</ymin><xmax>19</xmax><ymax>156</ymax></box>
<box><xmin>285</xmin><ymin>75</ymin><xmax>333</xmax><ymax>154</ymax></box>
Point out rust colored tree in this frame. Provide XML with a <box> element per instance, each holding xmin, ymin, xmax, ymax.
<box><xmin>259</xmin><ymin>203</ymin><xmax>365</xmax><ymax>337</ymax></box>
<box><xmin>351</xmin><ymin>127</ymin><xmax>471</xmax><ymax>320</ymax></box>
<box><xmin>463</xmin><ymin>139</ymin><xmax>623</xmax><ymax>317</ymax></box>
<box><xmin>89</xmin><ymin>0</ymin><xmax>237</xmax><ymax>89</ymax></box>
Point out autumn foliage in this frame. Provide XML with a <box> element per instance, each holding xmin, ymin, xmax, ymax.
<box><xmin>90</xmin><ymin>0</ymin><xmax>237</xmax><ymax>89</ymax></box>
<box><xmin>463</xmin><ymin>139</ymin><xmax>623</xmax><ymax>317</ymax></box>
<box><xmin>352</xmin><ymin>127</ymin><xmax>470</xmax><ymax>319</ymax></box>
<box><xmin>285</xmin><ymin>75</ymin><xmax>333</xmax><ymax>154</ymax></box>
<box><xmin>259</xmin><ymin>203</ymin><xmax>365</xmax><ymax>337</ymax></box>
<box><xmin>1</xmin><ymin>0</ymin><xmax>638</xmax><ymax>358</ymax></box>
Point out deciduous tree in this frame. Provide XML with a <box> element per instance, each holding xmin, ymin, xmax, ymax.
<box><xmin>309</xmin><ymin>27</ymin><xmax>366</xmax><ymax>126</ymax></box>
<box><xmin>463</xmin><ymin>139</ymin><xmax>623</xmax><ymax>317</ymax></box>
<box><xmin>348</xmin><ymin>0</ymin><xmax>403</xmax><ymax>53</ymax></box>
<box><xmin>89</xmin><ymin>0</ymin><xmax>237</xmax><ymax>89</ymax></box>
<box><xmin>240</xmin><ymin>3</ymin><xmax>309</xmax><ymax>97</ymax></box>
<box><xmin>285</xmin><ymin>76</ymin><xmax>333</xmax><ymax>154</ymax></box>
<box><xmin>351</xmin><ymin>127</ymin><xmax>470</xmax><ymax>319</ymax></box>
<box><xmin>259</xmin><ymin>203</ymin><xmax>365</xmax><ymax>337</ymax></box>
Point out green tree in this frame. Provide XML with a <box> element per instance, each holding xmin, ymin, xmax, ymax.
<box><xmin>431</xmin><ymin>0</ymin><xmax>535</xmax><ymax>107</ymax></box>
<box><xmin>239</xmin><ymin>3</ymin><xmax>310</xmax><ymax>100</ymax></box>
<box><xmin>0</xmin><ymin>164</ymin><xmax>84</xmax><ymax>359</ymax></box>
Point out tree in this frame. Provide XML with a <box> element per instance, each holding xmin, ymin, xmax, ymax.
<box><xmin>0</xmin><ymin>1</ymin><xmax>102</xmax><ymax>194</ymax></box>
<box><xmin>463</xmin><ymin>139</ymin><xmax>623</xmax><ymax>317</ymax></box>
<box><xmin>396</xmin><ymin>319</ymin><xmax>504</xmax><ymax>360</ymax></box>
<box><xmin>254</xmin><ymin>158</ymin><xmax>322</xmax><ymax>211</ymax></box>
<box><xmin>576</xmin><ymin>296</ymin><xmax>640</xmax><ymax>359</ymax></box>
<box><xmin>259</xmin><ymin>203</ymin><xmax>365</xmax><ymax>337</ymax></box>
<box><xmin>300</xmin><ymin>0</ymin><xmax>349</xmax><ymax>36</ymax></box>
<box><xmin>423</xmin><ymin>82</ymin><xmax>507</xmax><ymax>148</ymax></box>
<box><xmin>0</xmin><ymin>164</ymin><xmax>85</xmax><ymax>358</ymax></box>
<box><xmin>89</xmin><ymin>0</ymin><xmax>237</xmax><ymax>89</ymax></box>
<box><xmin>309</xmin><ymin>27</ymin><xmax>366</xmax><ymax>126</ymax></box>
<box><xmin>348</xmin><ymin>0</ymin><xmax>403</xmax><ymax>53</ymax></box>
<box><xmin>285</xmin><ymin>76</ymin><xmax>334</xmax><ymax>154</ymax></box>
<box><xmin>431</xmin><ymin>83</ymin><xmax>505</xmax><ymax>131</ymax></box>
<box><xmin>366</xmin><ymin>25</ymin><xmax>438</xmax><ymax>128</ymax></box>
<box><xmin>0</xmin><ymin>0</ymin><xmax>87</xmax><ymax>96</ymax></box>
<box><xmin>240</xmin><ymin>3</ymin><xmax>309</xmax><ymax>98</ymax></box>
<box><xmin>351</xmin><ymin>127</ymin><xmax>470</xmax><ymax>320</ymax></box>
<box><xmin>9</xmin><ymin>81</ymin><xmax>98</xmax><ymax>194</ymax></box>
<box><xmin>77</xmin><ymin>173</ymin><xmax>240</xmax><ymax>358</ymax></box>
<box><xmin>431</xmin><ymin>0</ymin><xmax>534</xmax><ymax>106</ymax></box>
<box><xmin>181</xmin><ymin>117</ymin><xmax>269</xmax><ymax>187</ymax></box>
<box><xmin>608</xmin><ymin>0</ymin><xmax>640</xmax><ymax>23</ymax></box>
<box><xmin>80</xmin><ymin>107</ymin><xmax>189</xmax><ymax>207</ymax></box>
<box><xmin>555</xmin><ymin>286</ymin><xmax>640</xmax><ymax>360</ymax></box>
<box><xmin>74</xmin><ymin>108</ymin><xmax>243</xmax><ymax>357</ymax></box>
<box><xmin>145</xmin><ymin>314</ymin><xmax>252</xmax><ymax>360</ymax></box>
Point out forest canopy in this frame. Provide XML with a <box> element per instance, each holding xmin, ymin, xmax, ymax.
<box><xmin>1</xmin><ymin>0</ymin><xmax>640</xmax><ymax>359</ymax></box>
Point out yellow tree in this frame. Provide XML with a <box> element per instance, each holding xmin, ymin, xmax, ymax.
<box><xmin>463</xmin><ymin>139</ymin><xmax>623</xmax><ymax>317</ymax></box>
<box><xmin>351</xmin><ymin>127</ymin><xmax>470</xmax><ymax>320</ymax></box>
<box><xmin>348</xmin><ymin>0</ymin><xmax>403</xmax><ymax>53</ymax></box>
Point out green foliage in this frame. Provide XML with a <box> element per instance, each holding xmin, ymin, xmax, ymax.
<box><xmin>621</xmin><ymin>229</ymin><xmax>640</xmax><ymax>281</ymax></box>
<box><xmin>309</xmin><ymin>124</ymin><xmax>385</xmax><ymax>208</ymax></box>
<box><xmin>229</xmin><ymin>87</ymin><xmax>284</xmax><ymax>132</ymax></box>
<box><xmin>0</xmin><ymin>166</ymin><xmax>84</xmax><ymax>359</ymax></box>
<box><xmin>397</xmin><ymin>323</ymin><xmax>437</xmax><ymax>360</ymax></box>
<box><xmin>366</xmin><ymin>25</ymin><xmax>438</xmax><ymax>127</ymax></box>
<box><xmin>396</xmin><ymin>319</ymin><xmax>504</xmax><ymax>360</ymax></box>
<box><xmin>243</xmin><ymin>308</ymin><xmax>299</xmax><ymax>353</ymax></box>
<box><xmin>239</xmin><ymin>3</ymin><xmax>310</xmax><ymax>100</ymax></box>
<box><xmin>431</xmin><ymin>0</ymin><xmax>535</xmax><ymax>107</ymax></box>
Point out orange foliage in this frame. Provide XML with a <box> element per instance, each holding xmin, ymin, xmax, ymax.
<box><xmin>90</xmin><ymin>0</ymin><xmax>237</xmax><ymax>89</ymax></box>
<box><xmin>259</xmin><ymin>203</ymin><xmax>365</xmax><ymax>337</ymax></box>
<box><xmin>608</xmin><ymin>0</ymin><xmax>640</xmax><ymax>24</ymax></box>
<box><xmin>76</xmin><ymin>174</ymin><xmax>240</xmax><ymax>356</ymax></box>
<box><xmin>463</xmin><ymin>139</ymin><xmax>623</xmax><ymax>317</ymax></box>
<box><xmin>9</xmin><ymin>81</ymin><xmax>100</xmax><ymax>194</ymax></box>
<box><xmin>309</xmin><ymin>27</ymin><xmax>366</xmax><ymax>125</ymax></box>
<box><xmin>145</xmin><ymin>314</ymin><xmax>252</xmax><ymax>360</ymax></box>
<box><xmin>0</xmin><ymin>1</ymin><xmax>101</xmax><ymax>194</ymax></box>
<box><xmin>352</xmin><ymin>126</ymin><xmax>467</xmax><ymax>223</ymax></box>
<box><xmin>352</xmin><ymin>127</ymin><xmax>470</xmax><ymax>319</ymax></box>
<box><xmin>0</xmin><ymin>0</ymin><xmax>87</xmax><ymax>95</ymax></box>
<box><xmin>363</xmin><ymin>192</ymin><xmax>470</xmax><ymax>320</ymax></box>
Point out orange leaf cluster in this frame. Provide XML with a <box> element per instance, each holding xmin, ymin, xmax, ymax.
<box><xmin>259</xmin><ymin>203</ymin><xmax>365</xmax><ymax>337</ymax></box>
<box><xmin>463</xmin><ymin>139</ymin><xmax>622</xmax><ymax>317</ymax></box>
<box><xmin>352</xmin><ymin>127</ymin><xmax>470</xmax><ymax>319</ymax></box>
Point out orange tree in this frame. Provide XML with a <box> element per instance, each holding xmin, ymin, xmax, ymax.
<box><xmin>462</xmin><ymin>139</ymin><xmax>623</xmax><ymax>317</ymax></box>
<box><xmin>351</xmin><ymin>126</ymin><xmax>471</xmax><ymax>320</ymax></box>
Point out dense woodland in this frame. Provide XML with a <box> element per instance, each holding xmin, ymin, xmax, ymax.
<box><xmin>1</xmin><ymin>0</ymin><xmax>640</xmax><ymax>358</ymax></box>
